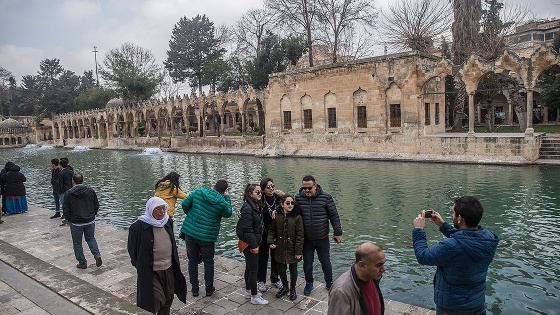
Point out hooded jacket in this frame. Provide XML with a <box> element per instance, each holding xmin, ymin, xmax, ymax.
<box><xmin>267</xmin><ymin>209</ymin><xmax>304</xmax><ymax>264</ymax></box>
<box><xmin>154</xmin><ymin>180</ymin><xmax>188</xmax><ymax>217</ymax></box>
<box><xmin>0</xmin><ymin>163</ymin><xmax>26</xmax><ymax>196</ymax></box>
<box><xmin>180</xmin><ymin>187</ymin><xmax>232</xmax><ymax>242</ymax></box>
<box><xmin>62</xmin><ymin>184</ymin><xmax>100</xmax><ymax>224</ymax></box>
<box><xmin>295</xmin><ymin>184</ymin><xmax>342</xmax><ymax>240</ymax></box>
<box><xmin>412</xmin><ymin>222</ymin><xmax>499</xmax><ymax>311</ymax></box>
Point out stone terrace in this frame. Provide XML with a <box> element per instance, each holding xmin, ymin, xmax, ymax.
<box><xmin>0</xmin><ymin>204</ymin><xmax>433</xmax><ymax>315</ymax></box>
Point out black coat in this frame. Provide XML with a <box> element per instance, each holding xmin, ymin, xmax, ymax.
<box><xmin>58</xmin><ymin>167</ymin><xmax>73</xmax><ymax>193</ymax></box>
<box><xmin>295</xmin><ymin>184</ymin><xmax>342</xmax><ymax>240</ymax></box>
<box><xmin>51</xmin><ymin>167</ymin><xmax>60</xmax><ymax>190</ymax></box>
<box><xmin>127</xmin><ymin>219</ymin><xmax>187</xmax><ymax>313</ymax></box>
<box><xmin>236</xmin><ymin>198</ymin><xmax>264</xmax><ymax>249</ymax></box>
<box><xmin>0</xmin><ymin>164</ymin><xmax>26</xmax><ymax>196</ymax></box>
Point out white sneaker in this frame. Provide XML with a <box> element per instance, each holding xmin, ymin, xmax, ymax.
<box><xmin>273</xmin><ymin>281</ymin><xmax>283</xmax><ymax>289</ymax></box>
<box><xmin>257</xmin><ymin>281</ymin><xmax>267</xmax><ymax>292</ymax></box>
<box><xmin>250</xmin><ymin>295</ymin><xmax>269</xmax><ymax>305</ymax></box>
<box><xmin>243</xmin><ymin>291</ymin><xmax>262</xmax><ymax>299</ymax></box>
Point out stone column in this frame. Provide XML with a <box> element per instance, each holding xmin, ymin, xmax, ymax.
<box><xmin>526</xmin><ymin>89</ymin><xmax>534</xmax><ymax>134</ymax></box>
<box><xmin>468</xmin><ymin>92</ymin><xmax>475</xmax><ymax>135</ymax></box>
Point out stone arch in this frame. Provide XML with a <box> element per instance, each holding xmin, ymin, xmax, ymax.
<box><xmin>324</xmin><ymin>91</ymin><xmax>337</xmax><ymax>130</ymax></box>
<box><xmin>386</xmin><ymin>83</ymin><xmax>402</xmax><ymax>130</ymax></box>
<box><xmin>421</xmin><ymin>76</ymin><xmax>445</xmax><ymax>128</ymax></box>
<box><xmin>353</xmin><ymin>88</ymin><xmax>368</xmax><ymax>130</ymax></box>
<box><xmin>301</xmin><ymin>93</ymin><xmax>313</xmax><ymax>130</ymax></box>
<box><xmin>280</xmin><ymin>94</ymin><xmax>292</xmax><ymax>130</ymax></box>
<box><xmin>535</xmin><ymin>63</ymin><xmax>560</xmax><ymax>123</ymax></box>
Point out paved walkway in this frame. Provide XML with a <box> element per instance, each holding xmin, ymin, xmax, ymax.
<box><xmin>0</xmin><ymin>204</ymin><xmax>433</xmax><ymax>315</ymax></box>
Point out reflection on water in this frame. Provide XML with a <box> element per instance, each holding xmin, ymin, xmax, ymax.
<box><xmin>2</xmin><ymin>146</ymin><xmax>559</xmax><ymax>315</ymax></box>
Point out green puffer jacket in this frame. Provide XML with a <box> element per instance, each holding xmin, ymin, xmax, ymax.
<box><xmin>180</xmin><ymin>187</ymin><xmax>232</xmax><ymax>242</ymax></box>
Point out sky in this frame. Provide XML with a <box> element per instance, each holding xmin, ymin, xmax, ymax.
<box><xmin>1</xmin><ymin>0</ymin><xmax>559</xmax><ymax>84</ymax></box>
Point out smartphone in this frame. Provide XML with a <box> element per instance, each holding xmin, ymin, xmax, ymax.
<box><xmin>425</xmin><ymin>210</ymin><xmax>434</xmax><ymax>218</ymax></box>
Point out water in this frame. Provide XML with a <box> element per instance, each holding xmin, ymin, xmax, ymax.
<box><xmin>2</xmin><ymin>146</ymin><xmax>559</xmax><ymax>315</ymax></box>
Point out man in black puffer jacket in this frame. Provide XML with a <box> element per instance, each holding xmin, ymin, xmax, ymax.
<box><xmin>295</xmin><ymin>175</ymin><xmax>343</xmax><ymax>296</ymax></box>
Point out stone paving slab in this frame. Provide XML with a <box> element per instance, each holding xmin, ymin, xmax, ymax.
<box><xmin>0</xmin><ymin>204</ymin><xmax>434</xmax><ymax>315</ymax></box>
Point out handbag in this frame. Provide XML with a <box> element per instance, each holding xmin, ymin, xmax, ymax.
<box><xmin>238</xmin><ymin>239</ymin><xmax>249</xmax><ymax>253</ymax></box>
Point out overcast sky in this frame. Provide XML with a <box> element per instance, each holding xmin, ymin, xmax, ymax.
<box><xmin>1</xmin><ymin>0</ymin><xmax>559</xmax><ymax>84</ymax></box>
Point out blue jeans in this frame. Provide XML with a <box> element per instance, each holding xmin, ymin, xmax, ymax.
<box><xmin>185</xmin><ymin>235</ymin><xmax>215</xmax><ymax>291</ymax></box>
<box><xmin>70</xmin><ymin>222</ymin><xmax>100</xmax><ymax>265</ymax></box>
<box><xmin>59</xmin><ymin>193</ymin><xmax>65</xmax><ymax>210</ymax></box>
<box><xmin>303</xmin><ymin>237</ymin><xmax>332</xmax><ymax>284</ymax></box>
<box><xmin>53</xmin><ymin>189</ymin><xmax>60</xmax><ymax>213</ymax></box>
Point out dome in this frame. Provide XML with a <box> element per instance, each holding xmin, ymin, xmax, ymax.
<box><xmin>0</xmin><ymin>118</ymin><xmax>25</xmax><ymax>129</ymax></box>
<box><xmin>106</xmin><ymin>98</ymin><xmax>124</xmax><ymax>109</ymax></box>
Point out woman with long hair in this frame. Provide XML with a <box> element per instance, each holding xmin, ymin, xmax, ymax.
<box><xmin>154</xmin><ymin>172</ymin><xmax>188</xmax><ymax>217</ymax></box>
<box><xmin>236</xmin><ymin>183</ymin><xmax>269</xmax><ymax>305</ymax></box>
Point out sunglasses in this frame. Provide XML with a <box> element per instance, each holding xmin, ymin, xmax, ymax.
<box><xmin>254</xmin><ymin>190</ymin><xmax>262</xmax><ymax>195</ymax></box>
<box><xmin>284</xmin><ymin>201</ymin><xmax>295</xmax><ymax>205</ymax></box>
<box><xmin>301</xmin><ymin>186</ymin><xmax>314</xmax><ymax>191</ymax></box>
<box><xmin>266</xmin><ymin>184</ymin><xmax>275</xmax><ymax>189</ymax></box>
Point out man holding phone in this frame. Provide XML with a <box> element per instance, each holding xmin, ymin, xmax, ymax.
<box><xmin>412</xmin><ymin>196</ymin><xmax>499</xmax><ymax>315</ymax></box>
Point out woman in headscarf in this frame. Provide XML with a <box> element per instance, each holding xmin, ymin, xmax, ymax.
<box><xmin>127</xmin><ymin>197</ymin><xmax>187</xmax><ymax>315</ymax></box>
<box><xmin>154</xmin><ymin>172</ymin><xmax>188</xmax><ymax>218</ymax></box>
<box><xmin>0</xmin><ymin>161</ymin><xmax>28</xmax><ymax>215</ymax></box>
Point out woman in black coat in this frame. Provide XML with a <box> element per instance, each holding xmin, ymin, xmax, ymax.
<box><xmin>235</xmin><ymin>183</ymin><xmax>269</xmax><ymax>305</ymax></box>
<box><xmin>128</xmin><ymin>197</ymin><xmax>187</xmax><ymax>315</ymax></box>
<box><xmin>0</xmin><ymin>162</ymin><xmax>27</xmax><ymax>215</ymax></box>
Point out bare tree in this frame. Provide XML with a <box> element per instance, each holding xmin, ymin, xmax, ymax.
<box><xmin>314</xmin><ymin>0</ymin><xmax>377</xmax><ymax>63</ymax></box>
<box><xmin>157</xmin><ymin>70</ymin><xmax>187</xmax><ymax>100</ymax></box>
<box><xmin>266</xmin><ymin>0</ymin><xmax>318</xmax><ymax>66</ymax></box>
<box><xmin>379</xmin><ymin>0</ymin><xmax>451</xmax><ymax>52</ymax></box>
<box><xmin>232</xmin><ymin>8</ymin><xmax>277</xmax><ymax>60</ymax></box>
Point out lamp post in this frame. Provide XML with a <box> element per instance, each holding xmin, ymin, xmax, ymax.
<box><xmin>93</xmin><ymin>46</ymin><xmax>99</xmax><ymax>87</ymax></box>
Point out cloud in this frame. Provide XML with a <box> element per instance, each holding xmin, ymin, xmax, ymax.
<box><xmin>0</xmin><ymin>45</ymin><xmax>44</xmax><ymax>78</ymax></box>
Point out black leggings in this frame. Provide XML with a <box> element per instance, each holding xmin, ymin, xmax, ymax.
<box><xmin>243</xmin><ymin>247</ymin><xmax>260</xmax><ymax>295</ymax></box>
<box><xmin>277</xmin><ymin>262</ymin><xmax>298</xmax><ymax>289</ymax></box>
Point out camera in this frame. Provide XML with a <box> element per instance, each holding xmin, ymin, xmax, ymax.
<box><xmin>424</xmin><ymin>210</ymin><xmax>434</xmax><ymax>218</ymax></box>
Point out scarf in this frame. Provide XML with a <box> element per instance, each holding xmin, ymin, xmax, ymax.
<box><xmin>138</xmin><ymin>196</ymin><xmax>169</xmax><ymax>227</ymax></box>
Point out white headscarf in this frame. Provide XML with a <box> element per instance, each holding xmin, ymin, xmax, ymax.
<box><xmin>138</xmin><ymin>197</ymin><xmax>169</xmax><ymax>227</ymax></box>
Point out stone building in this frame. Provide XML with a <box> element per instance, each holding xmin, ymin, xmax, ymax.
<box><xmin>48</xmin><ymin>48</ymin><xmax>560</xmax><ymax>163</ymax></box>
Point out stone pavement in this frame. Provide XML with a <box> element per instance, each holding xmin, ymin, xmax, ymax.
<box><xmin>0</xmin><ymin>204</ymin><xmax>434</xmax><ymax>315</ymax></box>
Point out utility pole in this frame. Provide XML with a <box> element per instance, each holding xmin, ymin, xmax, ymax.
<box><xmin>93</xmin><ymin>46</ymin><xmax>99</xmax><ymax>87</ymax></box>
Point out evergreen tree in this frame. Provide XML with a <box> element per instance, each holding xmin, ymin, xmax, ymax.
<box><xmin>165</xmin><ymin>14</ymin><xmax>225</xmax><ymax>95</ymax></box>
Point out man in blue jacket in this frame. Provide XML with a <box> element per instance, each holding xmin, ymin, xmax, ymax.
<box><xmin>412</xmin><ymin>196</ymin><xmax>499</xmax><ymax>315</ymax></box>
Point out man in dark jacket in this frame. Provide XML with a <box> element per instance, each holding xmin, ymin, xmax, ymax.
<box><xmin>412</xmin><ymin>196</ymin><xmax>499</xmax><ymax>315</ymax></box>
<box><xmin>58</xmin><ymin>157</ymin><xmax>74</xmax><ymax>226</ymax></box>
<box><xmin>49</xmin><ymin>158</ymin><xmax>61</xmax><ymax>218</ymax></box>
<box><xmin>295</xmin><ymin>175</ymin><xmax>343</xmax><ymax>296</ymax></box>
<box><xmin>328</xmin><ymin>243</ymin><xmax>386</xmax><ymax>315</ymax></box>
<box><xmin>63</xmin><ymin>173</ymin><xmax>102</xmax><ymax>269</ymax></box>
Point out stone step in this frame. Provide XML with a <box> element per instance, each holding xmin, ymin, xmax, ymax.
<box><xmin>540</xmin><ymin>155</ymin><xmax>560</xmax><ymax>159</ymax></box>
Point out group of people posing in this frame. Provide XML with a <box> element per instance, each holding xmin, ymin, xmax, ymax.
<box><xmin>43</xmin><ymin>159</ymin><xmax>499</xmax><ymax>315</ymax></box>
<box><xmin>124</xmin><ymin>171</ymin><xmax>499</xmax><ymax>315</ymax></box>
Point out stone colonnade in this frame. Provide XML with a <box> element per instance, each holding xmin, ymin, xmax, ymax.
<box><xmin>52</xmin><ymin>88</ymin><xmax>264</xmax><ymax>145</ymax></box>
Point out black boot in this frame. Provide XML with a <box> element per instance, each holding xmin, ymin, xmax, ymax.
<box><xmin>275</xmin><ymin>286</ymin><xmax>289</xmax><ymax>298</ymax></box>
<box><xmin>289</xmin><ymin>287</ymin><xmax>297</xmax><ymax>301</ymax></box>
